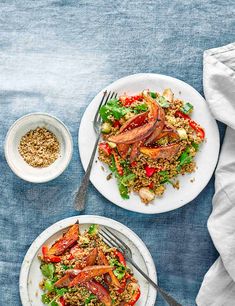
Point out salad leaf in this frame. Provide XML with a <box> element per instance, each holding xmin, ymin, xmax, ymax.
<box><xmin>44</xmin><ymin>279</ymin><xmax>54</xmax><ymax>292</ymax></box>
<box><xmin>157</xmin><ymin>96</ymin><xmax>170</xmax><ymax>108</ymax></box>
<box><xmin>88</xmin><ymin>224</ymin><xmax>99</xmax><ymax>235</ymax></box>
<box><xmin>55</xmin><ymin>288</ymin><xmax>68</xmax><ymax>296</ymax></box>
<box><xmin>41</xmin><ymin>263</ymin><xmax>55</xmax><ymax>280</ymax></box>
<box><xmin>159</xmin><ymin>171</ymin><xmax>173</xmax><ymax>185</ymax></box>
<box><xmin>41</xmin><ymin>294</ymin><xmax>51</xmax><ymax>304</ymax></box>
<box><xmin>109</xmin><ymin>155</ymin><xmax>135</xmax><ymax>199</ymax></box>
<box><xmin>120</xmin><ymin>173</ymin><xmax>136</xmax><ymax>186</ymax></box>
<box><xmin>109</xmin><ymin>258</ymin><xmax>126</xmax><ymax>280</ymax></box>
<box><xmin>50</xmin><ymin>302</ymin><xmax>59</xmax><ymax>306</ymax></box>
<box><xmin>133</xmin><ymin>103</ymin><xmax>148</xmax><ymax>113</ymax></box>
<box><xmin>118</xmin><ymin>182</ymin><xmax>129</xmax><ymax>199</ymax></box>
<box><xmin>150</xmin><ymin>92</ymin><xmax>157</xmax><ymax>99</ymax></box>
<box><xmin>85</xmin><ymin>294</ymin><xmax>97</xmax><ymax>305</ymax></box>
<box><xmin>177</xmin><ymin>147</ymin><xmax>193</xmax><ymax>171</ymax></box>
<box><xmin>192</xmin><ymin>142</ymin><xmax>199</xmax><ymax>151</ymax></box>
<box><xmin>181</xmin><ymin>102</ymin><xmax>194</xmax><ymax>114</ymax></box>
<box><xmin>99</xmin><ymin>99</ymin><xmax>130</xmax><ymax>121</ymax></box>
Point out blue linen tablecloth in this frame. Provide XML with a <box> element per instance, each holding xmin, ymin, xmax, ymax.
<box><xmin>0</xmin><ymin>1</ymin><xmax>234</xmax><ymax>305</ymax></box>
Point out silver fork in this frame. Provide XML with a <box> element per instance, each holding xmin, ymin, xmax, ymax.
<box><xmin>74</xmin><ymin>91</ymin><xmax>117</xmax><ymax>211</ymax></box>
<box><xmin>99</xmin><ymin>227</ymin><xmax>182</xmax><ymax>306</ymax></box>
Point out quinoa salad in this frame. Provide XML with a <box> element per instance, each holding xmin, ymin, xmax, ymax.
<box><xmin>39</xmin><ymin>222</ymin><xmax>140</xmax><ymax>306</ymax></box>
<box><xmin>98</xmin><ymin>89</ymin><xmax>205</xmax><ymax>204</ymax></box>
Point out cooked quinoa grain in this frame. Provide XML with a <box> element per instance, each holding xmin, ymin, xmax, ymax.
<box><xmin>19</xmin><ymin>127</ymin><xmax>60</xmax><ymax>167</ymax></box>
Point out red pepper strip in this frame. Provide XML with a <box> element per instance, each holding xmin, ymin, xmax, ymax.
<box><xmin>145</xmin><ymin>165</ymin><xmax>156</xmax><ymax>177</ymax></box>
<box><xmin>42</xmin><ymin>246</ymin><xmax>61</xmax><ymax>263</ymax></box>
<box><xmin>126</xmin><ymin>287</ymin><xmax>141</xmax><ymax>305</ymax></box>
<box><xmin>99</xmin><ymin>142</ymin><xmax>112</xmax><ymax>156</ymax></box>
<box><xmin>113</xmin><ymin>120</ymin><xmax>121</xmax><ymax>128</ymax></box>
<box><xmin>148</xmin><ymin>182</ymin><xmax>154</xmax><ymax>189</ymax></box>
<box><xmin>175</xmin><ymin>111</ymin><xmax>205</xmax><ymax>139</ymax></box>
<box><xmin>112</xmin><ymin>150</ymin><xmax>124</xmax><ymax>176</ymax></box>
<box><xmin>59</xmin><ymin>296</ymin><xmax>66</xmax><ymax>306</ymax></box>
<box><xmin>115</xmin><ymin>250</ymin><xmax>126</xmax><ymax>266</ymax></box>
<box><xmin>130</xmin><ymin>161</ymin><xmax>137</xmax><ymax>167</ymax></box>
<box><xmin>84</xmin><ymin>280</ymin><xmax>112</xmax><ymax>306</ymax></box>
<box><xmin>119</xmin><ymin>95</ymin><xmax>142</xmax><ymax>106</ymax></box>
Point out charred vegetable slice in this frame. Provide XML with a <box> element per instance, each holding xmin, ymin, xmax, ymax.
<box><xmin>48</xmin><ymin>223</ymin><xmax>79</xmax><ymax>256</ymax></box>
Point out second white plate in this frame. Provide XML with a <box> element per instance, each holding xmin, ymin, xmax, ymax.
<box><xmin>79</xmin><ymin>73</ymin><xmax>220</xmax><ymax>214</ymax></box>
<box><xmin>20</xmin><ymin>215</ymin><xmax>157</xmax><ymax>306</ymax></box>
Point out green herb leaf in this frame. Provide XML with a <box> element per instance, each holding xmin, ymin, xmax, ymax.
<box><xmin>55</xmin><ymin>288</ymin><xmax>68</xmax><ymax>296</ymax></box>
<box><xmin>181</xmin><ymin>102</ymin><xmax>194</xmax><ymax>114</ymax></box>
<box><xmin>50</xmin><ymin>301</ymin><xmax>59</xmax><ymax>306</ymax></box>
<box><xmin>120</xmin><ymin>173</ymin><xmax>136</xmax><ymax>187</ymax></box>
<box><xmin>88</xmin><ymin>224</ymin><xmax>99</xmax><ymax>235</ymax></box>
<box><xmin>41</xmin><ymin>263</ymin><xmax>55</xmax><ymax>280</ymax></box>
<box><xmin>99</xmin><ymin>99</ymin><xmax>130</xmax><ymax>121</ymax></box>
<box><xmin>110</xmin><ymin>258</ymin><xmax>126</xmax><ymax>280</ymax></box>
<box><xmin>192</xmin><ymin>142</ymin><xmax>199</xmax><ymax>151</ymax></box>
<box><xmin>41</xmin><ymin>294</ymin><xmax>51</xmax><ymax>304</ymax></box>
<box><xmin>85</xmin><ymin>294</ymin><xmax>97</xmax><ymax>305</ymax></box>
<box><xmin>44</xmin><ymin>279</ymin><xmax>54</xmax><ymax>292</ymax></box>
<box><xmin>133</xmin><ymin>103</ymin><xmax>148</xmax><ymax>113</ymax></box>
<box><xmin>158</xmin><ymin>171</ymin><xmax>173</xmax><ymax>185</ymax></box>
<box><xmin>118</xmin><ymin>182</ymin><xmax>129</xmax><ymax>199</ymax></box>
<box><xmin>177</xmin><ymin>147</ymin><xmax>193</xmax><ymax>171</ymax></box>
<box><xmin>150</xmin><ymin>92</ymin><xmax>157</xmax><ymax>99</ymax></box>
<box><xmin>157</xmin><ymin>96</ymin><xmax>170</xmax><ymax>108</ymax></box>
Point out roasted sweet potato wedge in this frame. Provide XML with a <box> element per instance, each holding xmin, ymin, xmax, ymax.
<box><xmin>117</xmin><ymin>143</ymin><xmax>130</xmax><ymax>159</ymax></box>
<box><xmin>85</xmin><ymin>280</ymin><xmax>112</xmax><ymax>306</ymax></box>
<box><xmin>54</xmin><ymin>269</ymin><xmax>80</xmax><ymax>288</ymax></box>
<box><xmin>145</xmin><ymin>107</ymin><xmax>165</xmax><ymax>144</ymax></box>
<box><xmin>108</xmin><ymin>121</ymin><xmax>156</xmax><ymax>144</ymax></box>
<box><xmin>83</xmin><ymin>248</ymin><xmax>98</xmax><ymax>267</ymax></box>
<box><xmin>139</xmin><ymin>143</ymin><xmax>181</xmax><ymax>160</ymax></box>
<box><xmin>69</xmin><ymin>266</ymin><xmax>114</xmax><ymax>287</ymax></box>
<box><xmin>129</xmin><ymin>141</ymin><xmax>142</xmax><ymax>162</ymax></box>
<box><xmin>97</xmin><ymin>249</ymin><xmax>121</xmax><ymax>288</ymax></box>
<box><xmin>48</xmin><ymin>223</ymin><xmax>79</xmax><ymax>256</ymax></box>
<box><xmin>119</xmin><ymin>111</ymin><xmax>148</xmax><ymax>133</ymax></box>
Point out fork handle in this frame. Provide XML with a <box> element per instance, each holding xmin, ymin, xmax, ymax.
<box><xmin>74</xmin><ymin>133</ymin><xmax>100</xmax><ymax>211</ymax></box>
<box><xmin>127</xmin><ymin>257</ymin><xmax>182</xmax><ymax>306</ymax></box>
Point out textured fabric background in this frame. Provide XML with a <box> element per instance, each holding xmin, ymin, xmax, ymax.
<box><xmin>0</xmin><ymin>1</ymin><xmax>234</xmax><ymax>305</ymax></box>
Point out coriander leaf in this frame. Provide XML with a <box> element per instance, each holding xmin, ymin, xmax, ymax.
<box><xmin>110</xmin><ymin>258</ymin><xmax>126</xmax><ymax>280</ymax></box>
<box><xmin>41</xmin><ymin>294</ymin><xmax>51</xmax><ymax>304</ymax></box>
<box><xmin>120</xmin><ymin>173</ymin><xmax>136</xmax><ymax>186</ymax></box>
<box><xmin>41</xmin><ymin>264</ymin><xmax>55</xmax><ymax>280</ymax></box>
<box><xmin>85</xmin><ymin>294</ymin><xmax>96</xmax><ymax>305</ymax></box>
<box><xmin>192</xmin><ymin>142</ymin><xmax>199</xmax><ymax>151</ymax></box>
<box><xmin>55</xmin><ymin>288</ymin><xmax>68</xmax><ymax>296</ymax></box>
<box><xmin>50</xmin><ymin>301</ymin><xmax>59</xmax><ymax>306</ymax></box>
<box><xmin>118</xmin><ymin>182</ymin><xmax>129</xmax><ymax>199</ymax></box>
<box><xmin>158</xmin><ymin>171</ymin><xmax>173</xmax><ymax>185</ymax></box>
<box><xmin>157</xmin><ymin>96</ymin><xmax>170</xmax><ymax>108</ymax></box>
<box><xmin>44</xmin><ymin>279</ymin><xmax>54</xmax><ymax>292</ymax></box>
<box><xmin>150</xmin><ymin>92</ymin><xmax>157</xmax><ymax>98</ymax></box>
<box><xmin>133</xmin><ymin>103</ymin><xmax>148</xmax><ymax>113</ymax></box>
<box><xmin>61</xmin><ymin>265</ymin><xmax>69</xmax><ymax>270</ymax></box>
<box><xmin>181</xmin><ymin>102</ymin><xmax>194</xmax><ymax>114</ymax></box>
<box><xmin>88</xmin><ymin>224</ymin><xmax>99</xmax><ymax>235</ymax></box>
<box><xmin>99</xmin><ymin>99</ymin><xmax>130</xmax><ymax>121</ymax></box>
<box><xmin>177</xmin><ymin>147</ymin><xmax>193</xmax><ymax>171</ymax></box>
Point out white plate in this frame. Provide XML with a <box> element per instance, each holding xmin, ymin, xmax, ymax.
<box><xmin>79</xmin><ymin>73</ymin><xmax>220</xmax><ymax>214</ymax></box>
<box><xmin>19</xmin><ymin>215</ymin><xmax>157</xmax><ymax>306</ymax></box>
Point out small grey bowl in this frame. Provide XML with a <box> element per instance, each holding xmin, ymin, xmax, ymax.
<box><xmin>4</xmin><ymin>113</ymin><xmax>73</xmax><ymax>183</ymax></box>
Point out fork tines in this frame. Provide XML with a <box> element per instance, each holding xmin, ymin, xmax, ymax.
<box><xmin>94</xmin><ymin>91</ymin><xmax>118</xmax><ymax>132</ymax></box>
<box><xmin>99</xmin><ymin>227</ymin><xmax>130</xmax><ymax>255</ymax></box>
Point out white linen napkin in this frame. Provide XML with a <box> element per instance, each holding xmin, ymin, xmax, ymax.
<box><xmin>196</xmin><ymin>42</ymin><xmax>235</xmax><ymax>306</ymax></box>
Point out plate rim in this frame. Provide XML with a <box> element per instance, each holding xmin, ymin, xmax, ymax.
<box><xmin>19</xmin><ymin>215</ymin><xmax>157</xmax><ymax>306</ymax></box>
<box><xmin>78</xmin><ymin>73</ymin><xmax>220</xmax><ymax>214</ymax></box>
